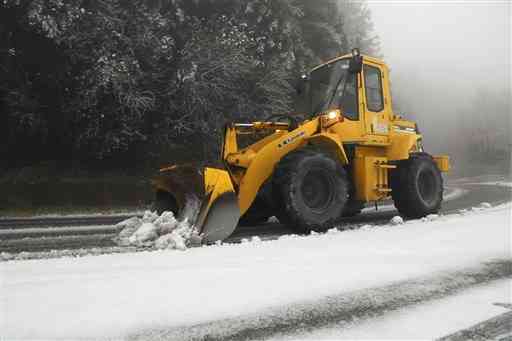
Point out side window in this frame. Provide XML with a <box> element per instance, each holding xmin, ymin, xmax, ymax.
<box><xmin>340</xmin><ymin>73</ymin><xmax>358</xmax><ymax>120</ymax></box>
<box><xmin>364</xmin><ymin>65</ymin><xmax>384</xmax><ymax>112</ymax></box>
<box><xmin>331</xmin><ymin>73</ymin><xmax>359</xmax><ymax>120</ymax></box>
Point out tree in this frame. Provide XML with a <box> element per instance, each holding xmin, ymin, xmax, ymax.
<box><xmin>1</xmin><ymin>0</ymin><xmax>381</xmax><ymax>168</ymax></box>
<box><xmin>337</xmin><ymin>0</ymin><xmax>381</xmax><ymax>57</ymax></box>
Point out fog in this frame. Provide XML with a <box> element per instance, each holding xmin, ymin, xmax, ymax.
<box><xmin>367</xmin><ymin>0</ymin><xmax>511</xmax><ymax>171</ymax></box>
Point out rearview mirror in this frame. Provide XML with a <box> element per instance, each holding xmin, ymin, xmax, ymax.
<box><xmin>348</xmin><ymin>48</ymin><xmax>363</xmax><ymax>74</ymax></box>
<box><xmin>295</xmin><ymin>74</ymin><xmax>309</xmax><ymax>95</ymax></box>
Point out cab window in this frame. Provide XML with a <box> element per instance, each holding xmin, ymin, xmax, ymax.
<box><xmin>333</xmin><ymin>73</ymin><xmax>358</xmax><ymax>120</ymax></box>
<box><xmin>308</xmin><ymin>59</ymin><xmax>358</xmax><ymax>120</ymax></box>
<box><xmin>364</xmin><ymin>65</ymin><xmax>384</xmax><ymax>112</ymax></box>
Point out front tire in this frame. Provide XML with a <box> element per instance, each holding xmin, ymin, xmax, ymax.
<box><xmin>238</xmin><ymin>196</ymin><xmax>272</xmax><ymax>226</ymax></box>
<box><xmin>390</xmin><ymin>154</ymin><xmax>443</xmax><ymax>218</ymax></box>
<box><xmin>274</xmin><ymin>150</ymin><xmax>348</xmax><ymax>233</ymax></box>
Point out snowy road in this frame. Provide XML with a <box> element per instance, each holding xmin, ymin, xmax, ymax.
<box><xmin>132</xmin><ymin>264</ymin><xmax>511</xmax><ymax>341</ymax></box>
<box><xmin>1</xmin><ymin>198</ymin><xmax>510</xmax><ymax>340</ymax></box>
<box><xmin>1</xmin><ymin>175</ymin><xmax>510</xmax><ymax>258</ymax></box>
<box><xmin>268</xmin><ymin>278</ymin><xmax>511</xmax><ymax>341</ymax></box>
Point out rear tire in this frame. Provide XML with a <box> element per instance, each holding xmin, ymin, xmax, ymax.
<box><xmin>152</xmin><ymin>191</ymin><xmax>178</xmax><ymax>215</ymax></box>
<box><xmin>390</xmin><ymin>154</ymin><xmax>443</xmax><ymax>218</ymax></box>
<box><xmin>341</xmin><ymin>200</ymin><xmax>364</xmax><ymax>217</ymax></box>
<box><xmin>274</xmin><ymin>150</ymin><xmax>348</xmax><ymax>233</ymax></box>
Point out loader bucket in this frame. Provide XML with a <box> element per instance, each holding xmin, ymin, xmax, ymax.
<box><xmin>152</xmin><ymin>165</ymin><xmax>240</xmax><ymax>243</ymax></box>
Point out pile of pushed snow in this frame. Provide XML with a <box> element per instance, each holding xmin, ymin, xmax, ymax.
<box><xmin>390</xmin><ymin>216</ymin><xmax>404</xmax><ymax>225</ymax></box>
<box><xmin>459</xmin><ymin>202</ymin><xmax>494</xmax><ymax>215</ymax></box>
<box><xmin>114</xmin><ymin>211</ymin><xmax>202</xmax><ymax>250</ymax></box>
<box><xmin>422</xmin><ymin>214</ymin><xmax>440</xmax><ymax>222</ymax></box>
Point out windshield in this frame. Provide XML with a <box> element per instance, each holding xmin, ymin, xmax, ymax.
<box><xmin>306</xmin><ymin>58</ymin><xmax>358</xmax><ymax>120</ymax></box>
<box><xmin>310</xmin><ymin>59</ymin><xmax>350</xmax><ymax>114</ymax></box>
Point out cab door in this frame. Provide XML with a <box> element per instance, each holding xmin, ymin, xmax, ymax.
<box><xmin>326</xmin><ymin>63</ymin><xmax>365</xmax><ymax>141</ymax></box>
<box><xmin>362</xmin><ymin>62</ymin><xmax>390</xmax><ymax>140</ymax></box>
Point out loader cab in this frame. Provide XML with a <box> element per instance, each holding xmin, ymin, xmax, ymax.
<box><xmin>302</xmin><ymin>52</ymin><xmax>394</xmax><ymax>143</ymax></box>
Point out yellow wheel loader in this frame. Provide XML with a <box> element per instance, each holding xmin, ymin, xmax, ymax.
<box><xmin>152</xmin><ymin>49</ymin><xmax>451</xmax><ymax>243</ymax></box>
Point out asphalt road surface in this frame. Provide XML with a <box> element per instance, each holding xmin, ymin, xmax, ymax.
<box><xmin>1</xmin><ymin>174</ymin><xmax>510</xmax><ymax>255</ymax></box>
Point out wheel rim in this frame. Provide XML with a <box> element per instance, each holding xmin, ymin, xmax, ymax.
<box><xmin>301</xmin><ymin>169</ymin><xmax>335</xmax><ymax>212</ymax></box>
<box><xmin>418</xmin><ymin>168</ymin><xmax>437</xmax><ymax>205</ymax></box>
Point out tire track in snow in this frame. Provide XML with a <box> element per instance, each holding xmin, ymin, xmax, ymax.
<box><xmin>438</xmin><ymin>311</ymin><xmax>512</xmax><ymax>341</ymax></box>
<box><xmin>128</xmin><ymin>260</ymin><xmax>512</xmax><ymax>341</ymax></box>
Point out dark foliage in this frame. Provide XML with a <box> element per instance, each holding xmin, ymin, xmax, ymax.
<box><xmin>1</xmin><ymin>0</ymin><xmax>379</xmax><ymax>170</ymax></box>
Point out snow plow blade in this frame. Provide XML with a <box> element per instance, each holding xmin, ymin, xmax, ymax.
<box><xmin>152</xmin><ymin>165</ymin><xmax>240</xmax><ymax>243</ymax></box>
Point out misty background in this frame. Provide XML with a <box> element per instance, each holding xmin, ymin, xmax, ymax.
<box><xmin>368</xmin><ymin>0</ymin><xmax>511</xmax><ymax>171</ymax></box>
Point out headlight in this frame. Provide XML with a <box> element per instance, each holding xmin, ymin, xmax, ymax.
<box><xmin>417</xmin><ymin>139</ymin><xmax>424</xmax><ymax>152</ymax></box>
<box><xmin>327</xmin><ymin>110</ymin><xmax>339</xmax><ymax>119</ymax></box>
<box><xmin>321</xmin><ymin>109</ymin><xmax>342</xmax><ymax>128</ymax></box>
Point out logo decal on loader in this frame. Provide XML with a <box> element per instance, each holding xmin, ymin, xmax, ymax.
<box><xmin>278</xmin><ymin>131</ymin><xmax>306</xmax><ymax>148</ymax></box>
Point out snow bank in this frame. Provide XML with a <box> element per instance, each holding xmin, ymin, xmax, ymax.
<box><xmin>2</xmin><ymin>203</ymin><xmax>510</xmax><ymax>340</ymax></box>
<box><xmin>390</xmin><ymin>216</ymin><xmax>404</xmax><ymax>225</ymax></box>
<box><xmin>114</xmin><ymin>210</ymin><xmax>201</xmax><ymax>250</ymax></box>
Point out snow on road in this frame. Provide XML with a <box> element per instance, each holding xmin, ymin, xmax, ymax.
<box><xmin>0</xmin><ymin>211</ymin><xmax>145</xmax><ymax>220</ymax></box>
<box><xmin>467</xmin><ymin>181</ymin><xmax>512</xmax><ymax>188</ymax></box>
<box><xmin>0</xmin><ymin>224</ymin><xmax>119</xmax><ymax>237</ymax></box>
<box><xmin>361</xmin><ymin>185</ymin><xmax>468</xmax><ymax>213</ymax></box>
<box><xmin>1</xmin><ymin>203</ymin><xmax>510</xmax><ymax>340</ymax></box>
<box><xmin>112</xmin><ymin>185</ymin><xmax>470</xmax><ymax>249</ymax></box>
<box><xmin>273</xmin><ymin>279</ymin><xmax>511</xmax><ymax>340</ymax></box>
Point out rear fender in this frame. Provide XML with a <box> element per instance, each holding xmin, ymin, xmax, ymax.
<box><xmin>236</xmin><ymin>119</ymin><xmax>320</xmax><ymax>215</ymax></box>
<box><xmin>387</xmin><ymin>133</ymin><xmax>420</xmax><ymax>161</ymax></box>
<box><xmin>433</xmin><ymin>155</ymin><xmax>450</xmax><ymax>172</ymax></box>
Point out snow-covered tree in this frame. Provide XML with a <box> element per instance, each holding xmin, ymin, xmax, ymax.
<box><xmin>337</xmin><ymin>0</ymin><xmax>381</xmax><ymax>57</ymax></box>
<box><xmin>1</xmin><ymin>0</ymin><xmax>381</xmax><ymax>166</ymax></box>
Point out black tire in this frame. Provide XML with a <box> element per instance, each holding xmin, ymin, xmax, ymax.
<box><xmin>390</xmin><ymin>154</ymin><xmax>443</xmax><ymax>218</ymax></box>
<box><xmin>341</xmin><ymin>170</ymin><xmax>364</xmax><ymax>218</ymax></box>
<box><xmin>273</xmin><ymin>149</ymin><xmax>348</xmax><ymax>233</ymax></box>
<box><xmin>238</xmin><ymin>196</ymin><xmax>272</xmax><ymax>226</ymax></box>
<box><xmin>152</xmin><ymin>191</ymin><xmax>178</xmax><ymax>215</ymax></box>
<box><xmin>341</xmin><ymin>200</ymin><xmax>364</xmax><ymax>217</ymax></box>
<box><xmin>238</xmin><ymin>214</ymin><xmax>270</xmax><ymax>226</ymax></box>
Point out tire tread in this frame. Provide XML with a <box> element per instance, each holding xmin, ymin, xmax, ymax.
<box><xmin>390</xmin><ymin>154</ymin><xmax>444</xmax><ymax>218</ymax></box>
<box><xmin>273</xmin><ymin>149</ymin><xmax>348</xmax><ymax>233</ymax></box>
